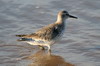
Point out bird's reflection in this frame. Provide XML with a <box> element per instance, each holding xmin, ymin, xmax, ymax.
<box><xmin>26</xmin><ymin>50</ymin><xmax>74</xmax><ymax>66</ymax></box>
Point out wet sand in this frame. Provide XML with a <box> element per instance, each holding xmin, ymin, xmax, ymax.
<box><xmin>0</xmin><ymin>0</ymin><xmax>100</xmax><ymax>66</ymax></box>
<box><xmin>26</xmin><ymin>50</ymin><xmax>74</xmax><ymax>66</ymax></box>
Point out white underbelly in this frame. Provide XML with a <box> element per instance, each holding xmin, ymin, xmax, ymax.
<box><xmin>26</xmin><ymin>40</ymin><xmax>54</xmax><ymax>46</ymax></box>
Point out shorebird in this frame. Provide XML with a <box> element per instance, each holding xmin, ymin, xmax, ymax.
<box><xmin>16</xmin><ymin>10</ymin><xmax>77</xmax><ymax>51</ymax></box>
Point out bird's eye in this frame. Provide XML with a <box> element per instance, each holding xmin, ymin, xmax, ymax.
<box><xmin>66</xmin><ymin>14</ymin><xmax>68</xmax><ymax>15</ymax></box>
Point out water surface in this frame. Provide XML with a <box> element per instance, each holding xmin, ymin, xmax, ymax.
<box><xmin>0</xmin><ymin>0</ymin><xmax>100</xmax><ymax>66</ymax></box>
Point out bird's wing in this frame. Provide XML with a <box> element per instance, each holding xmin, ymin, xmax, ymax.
<box><xmin>16</xmin><ymin>23</ymin><xmax>60</xmax><ymax>41</ymax></box>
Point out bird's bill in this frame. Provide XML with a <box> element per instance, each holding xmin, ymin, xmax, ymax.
<box><xmin>68</xmin><ymin>14</ymin><xmax>78</xmax><ymax>19</ymax></box>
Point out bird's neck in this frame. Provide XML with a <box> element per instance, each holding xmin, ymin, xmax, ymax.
<box><xmin>56</xmin><ymin>15</ymin><xmax>66</xmax><ymax>24</ymax></box>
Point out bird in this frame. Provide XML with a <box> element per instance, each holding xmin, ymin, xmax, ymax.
<box><xmin>16</xmin><ymin>10</ymin><xmax>77</xmax><ymax>51</ymax></box>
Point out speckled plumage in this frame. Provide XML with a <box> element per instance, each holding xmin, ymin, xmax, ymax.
<box><xmin>16</xmin><ymin>10</ymin><xmax>77</xmax><ymax>51</ymax></box>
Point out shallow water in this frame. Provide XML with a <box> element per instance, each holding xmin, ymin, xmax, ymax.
<box><xmin>0</xmin><ymin>0</ymin><xmax>100</xmax><ymax>66</ymax></box>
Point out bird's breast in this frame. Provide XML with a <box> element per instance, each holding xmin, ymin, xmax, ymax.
<box><xmin>54</xmin><ymin>23</ymin><xmax>66</xmax><ymax>40</ymax></box>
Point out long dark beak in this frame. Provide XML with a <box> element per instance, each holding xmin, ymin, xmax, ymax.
<box><xmin>68</xmin><ymin>14</ymin><xmax>78</xmax><ymax>19</ymax></box>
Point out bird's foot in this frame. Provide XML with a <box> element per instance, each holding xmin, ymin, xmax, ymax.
<box><xmin>38</xmin><ymin>45</ymin><xmax>45</xmax><ymax>50</ymax></box>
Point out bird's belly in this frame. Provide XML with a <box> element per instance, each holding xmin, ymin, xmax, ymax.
<box><xmin>26</xmin><ymin>40</ymin><xmax>54</xmax><ymax>46</ymax></box>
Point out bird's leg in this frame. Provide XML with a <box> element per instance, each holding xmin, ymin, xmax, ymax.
<box><xmin>38</xmin><ymin>45</ymin><xmax>45</xmax><ymax>50</ymax></box>
<box><xmin>47</xmin><ymin>49</ymin><xmax>51</xmax><ymax>55</ymax></box>
<box><xmin>47</xmin><ymin>45</ymin><xmax>51</xmax><ymax>52</ymax></box>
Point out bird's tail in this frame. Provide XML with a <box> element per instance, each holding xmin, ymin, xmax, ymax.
<box><xmin>16</xmin><ymin>34</ymin><xmax>32</xmax><ymax>41</ymax></box>
<box><xmin>17</xmin><ymin>38</ymin><xmax>33</xmax><ymax>41</ymax></box>
<box><xmin>16</xmin><ymin>34</ymin><xmax>26</xmax><ymax>37</ymax></box>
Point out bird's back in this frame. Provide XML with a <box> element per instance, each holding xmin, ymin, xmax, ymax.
<box><xmin>16</xmin><ymin>22</ymin><xmax>65</xmax><ymax>42</ymax></box>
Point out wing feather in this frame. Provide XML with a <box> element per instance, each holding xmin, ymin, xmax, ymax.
<box><xmin>16</xmin><ymin>23</ymin><xmax>61</xmax><ymax>41</ymax></box>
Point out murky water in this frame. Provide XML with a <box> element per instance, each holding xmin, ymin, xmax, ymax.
<box><xmin>0</xmin><ymin>0</ymin><xmax>100</xmax><ymax>66</ymax></box>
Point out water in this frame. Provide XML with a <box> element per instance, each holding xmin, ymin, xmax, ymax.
<box><xmin>0</xmin><ymin>0</ymin><xmax>100</xmax><ymax>66</ymax></box>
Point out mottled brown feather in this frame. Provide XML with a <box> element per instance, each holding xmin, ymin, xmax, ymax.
<box><xmin>16</xmin><ymin>22</ymin><xmax>65</xmax><ymax>41</ymax></box>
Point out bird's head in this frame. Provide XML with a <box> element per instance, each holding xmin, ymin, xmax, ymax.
<box><xmin>57</xmin><ymin>10</ymin><xmax>78</xmax><ymax>22</ymax></box>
